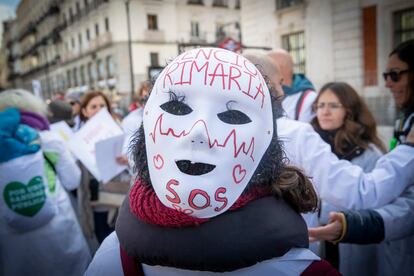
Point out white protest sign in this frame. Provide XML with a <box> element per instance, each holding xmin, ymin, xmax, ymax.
<box><xmin>68</xmin><ymin>109</ymin><xmax>123</xmax><ymax>181</ymax></box>
<box><xmin>95</xmin><ymin>134</ymin><xmax>127</xmax><ymax>183</ymax></box>
<box><xmin>50</xmin><ymin>121</ymin><xmax>74</xmax><ymax>143</ymax></box>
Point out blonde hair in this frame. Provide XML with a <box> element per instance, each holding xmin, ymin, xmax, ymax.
<box><xmin>0</xmin><ymin>89</ymin><xmax>48</xmax><ymax>116</ymax></box>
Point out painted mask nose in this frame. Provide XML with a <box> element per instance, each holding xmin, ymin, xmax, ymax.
<box><xmin>190</xmin><ymin>136</ymin><xmax>207</xmax><ymax>149</ymax></box>
<box><xmin>188</xmin><ymin>122</ymin><xmax>209</xmax><ymax>149</ymax></box>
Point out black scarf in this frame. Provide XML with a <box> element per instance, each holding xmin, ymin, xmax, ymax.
<box><xmin>315</xmin><ymin>128</ymin><xmax>364</xmax><ymax>161</ymax></box>
<box><xmin>116</xmin><ymin>196</ymin><xmax>309</xmax><ymax>272</ymax></box>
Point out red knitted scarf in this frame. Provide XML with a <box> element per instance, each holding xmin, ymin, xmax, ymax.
<box><xmin>129</xmin><ymin>178</ymin><xmax>272</xmax><ymax>228</ymax></box>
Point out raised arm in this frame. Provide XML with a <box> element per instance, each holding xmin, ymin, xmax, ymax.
<box><xmin>278</xmin><ymin>118</ymin><xmax>414</xmax><ymax>210</ymax></box>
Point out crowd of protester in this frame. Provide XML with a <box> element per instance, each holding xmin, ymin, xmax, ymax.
<box><xmin>0</xmin><ymin>39</ymin><xmax>413</xmax><ymax>276</ymax></box>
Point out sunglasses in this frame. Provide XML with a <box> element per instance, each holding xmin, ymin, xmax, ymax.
<box><xmin>382</xmin><ymin>69</ymin><xmax>412</xmax><ymax>82</ymax></box>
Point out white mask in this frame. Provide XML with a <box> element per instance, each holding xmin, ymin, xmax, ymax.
<box><xmin>143</xmin><ymin>48</ymin><xmax>274</xmax><ymax>218</ymax></box>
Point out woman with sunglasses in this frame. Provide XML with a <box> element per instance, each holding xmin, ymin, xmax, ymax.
<box><xmin>384</xmin><ymin>40</ymin><xmax>414</xmax><ymax>149</ymax></box>
<box><xmin>309</xmin><ymin>39</ymin><xmax>414</xmax><ymax>276</ymax></box>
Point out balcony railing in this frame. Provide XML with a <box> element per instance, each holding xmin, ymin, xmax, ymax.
<box><xmin>275</xmin><ymin>0</ymin><xmax>304</xmax><ymax>10</ymax></box>
<box><xmin>144</xmin><ymin>29</ymin><xmax>165</xmax><ymax>42</ymax></box>
<box><xmin>61</xmin><ymin>32</ymin><xmax>112</xmax><ymax>63</ymax></box>
<box><xmin>189</xmin><ymin>32</ymin><xmax>207</xmax><ymax>43</ymax></box>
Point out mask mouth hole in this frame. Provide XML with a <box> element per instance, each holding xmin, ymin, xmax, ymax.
<box><xmin>175</xmin><ymin>160</ymin><xmax>216</xmax><ymax>176</ymax></box>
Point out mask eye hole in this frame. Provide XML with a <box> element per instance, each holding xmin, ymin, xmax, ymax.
<box><xmin>160</xmin><ymin>100</ymin><xmax>193</xmax><ymax>115</ymax></box>
<box><xmin>217</xmin><ymin>110</ymin><xmax>252</xmax><ymax>125</ymax></box>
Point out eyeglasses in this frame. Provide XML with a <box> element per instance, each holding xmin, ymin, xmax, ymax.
<box><xmin>315</xmin><ymin>103</ymin><xmax>343</xmax><ymax>111</ymax></box>
<box><xmin>382</xmin><ymin>69</ymin><xmax>412</xmax><ymax>82</ymax></box>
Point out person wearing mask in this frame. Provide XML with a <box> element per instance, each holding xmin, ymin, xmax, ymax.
<box><xmin>87</xmin><ymin>46</ymin><xmax>414</xmax><ymax>275</ymax></box>
<box><xmin>308</xmin><ymin>39</ymin><xmax>414</xmax><ymax>276</ymax></box>
<box><xmin>310</xmin><ymin>82</ymin><xmax>385</xmax><ymax>272</ymax></box>
<box><xmin>267</xmin><ymin>49</ymin><xmax>317</xmax><ymax>122</ymax></box>
<box><xmin>0</xmin><ymin>89</ymin><xmax>90</xmax><ymax>275</ymax></box>
<box><xmin>86</xmin><ymin>47</ymin><xmax>339</xmax><ymax>276</ymax></box>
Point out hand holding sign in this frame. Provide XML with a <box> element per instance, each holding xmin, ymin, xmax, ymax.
<box><xmin>68</xmin><ymin>109</ymin><xmax>125</xmax><ymax>182</ymax></box>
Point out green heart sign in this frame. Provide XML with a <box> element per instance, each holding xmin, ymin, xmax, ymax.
<box><xmin>3</xmin><ymin>176</ymin><xmax>47</xmax><ymax>217</ymax></box>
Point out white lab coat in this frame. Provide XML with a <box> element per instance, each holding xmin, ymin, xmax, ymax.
<box><xmin>373</xmin><ymin>185</ymin><xmax>414</xmax><ymax>276</ymax></box>
<box><xmin>318</xmin><ymin>144</ymin><xmax>383</xmax><ymax>276</ymax></box>
<box><xmin>0</xmin><ymin>131</ymin><xmax>91</xmax><ymax>276</ymax></box>
<box><xmin>281</xmin><ymin>90</ymin><xmax>317</xmax><ymax>122</ymax></box>
<box><xmin>276</xmin><ymin>117</ymin><xmax>414</xmax><ymax>210</ymax></box>
<box><xmin>373</xmin><ymin>112</ymin><xmax>414</xmax><ymax>276</ymax></box>
<box><xmin>85</xmin><ymin>232</ymin><xmax>320</xmax><ymax>276</ymax></box>
<box><xmin>121</xmin><ymin>108</ymin><xmax>144</xmax><ymax>156</ymax></box>
<box><xmin>277</xmin><ymin>117</ymin><xmax>414</xmax><ymax>275</ymax></box>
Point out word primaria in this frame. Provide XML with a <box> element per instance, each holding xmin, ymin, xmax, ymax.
<box><xmin>160</xmin><ymin>48</ymin><xmax>266</xmax><ymax>108</ymax></box>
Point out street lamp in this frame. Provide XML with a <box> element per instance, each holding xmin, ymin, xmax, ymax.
<box><xmin>124</xmin><ymin>0</ymin><xmax>135</xmax><ymax>103</ymax></box>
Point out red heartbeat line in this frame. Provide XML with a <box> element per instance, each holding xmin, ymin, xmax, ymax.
<box><xmin>149</xmin><ymin>113</ymin><xmax>255</xmax><ymax>161</ymax></box>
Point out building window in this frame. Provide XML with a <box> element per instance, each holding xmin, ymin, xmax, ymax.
<box><xmin>67</xmin><ymin>70</ymin><xmax>72</xmax><ymax>87</ymax></box>
<box><xmin>235</xmin><ymin>0</ymin><xmax>240</xmax><ymax>9</ymax></box>
<box><xmin>84</xmin><ymin>0</ymin><xmax>89</xmax><ymax>10</ymax></box>
<box><xmin>58</xmin><ymin>74</ymin><xmax>65</xmax><ymax>89</ymax></box>
<box><xmin>71</xmin><ymin>37</ymin><xmax>75</xmax><ymax>49</ymax></box>
<box><xmin>216</xmin><ymin>22</ymin><xmax>225</xmax><ymax>42</ymax></box>
<box><xmin>80</xmin><ymin>65</ymin><xmax>85</xmax><ymax>85</ymax></box>
<box><xmin>76</xmin><ymin>2</ymin><xmax>81</xmax><ymax>15</ymax></box>
<box><xmin>276</xmin><ymin>0</ymin><xmax>303</xmax><ymax>10</ymax></box>
<box><xmin>147</xmin><ymin>14</ymin><xmax>158</xmax><ymax>30</ymax></box>
<box><xmin>187</xmin><ymin>0</ymin><xmax>203</xmax><ymax>5</ymax></box>
<box><xmin>97</xmin><ymin>59</ymin><xmax>105</xmax><ymax>80</ymax></box>
<box><xmin>105</xmin><ymin>17</ymin><xmax>110</xmax><ymax>32</ymax></box>
<box><xmin>69</xmin><ymin>8</ymin><xmax>74</xmax><ymax>22</ymax></box>
<box><xmin>106</xmin><ymin>55</ymin><xmax>114</xmax><ymax>77</ymax></box>
<box><xmin>88</xmin><ymin>62</ymin><xmax>94</xmax><ymax>83</ymax></box>
<box><xmin>281</xmin><ymin>31</ymin><xmax>306</xmax><ymax>74</ymax></box>
<box><xmin>212</xmin><ymin>0</ymin><xmax>228</xmax><ymax>7</ymax></box>
<box><xmin>363</xmin><ymin>5</ymin><xmax>378</xmax><ymax>86</ymax></box>
<box><xmin>95</xmin><ymin>23</ymin><xmax>100</xmax><ymax>36</ymax></box>
<box><xmin>78</xmin><ymin>33</ymin><xmax>83</xmax><ymax>48</ymax></box>
<box><xmin>73</xmin><ymin>67</ymin><xmax>78</xmax><ymax>86</ymax></box>
<box><xmin>86</xmin><ymin>28</ymin><xmax>90</xmax><ymax>41</ymax></box>
<box><xmin>150</xmin><ymin>52</ymin><xmax>159</xmax><ymax>66</ymax></box>
<box><xmin>394</xmin><ymin>8</ymin><xmax>414</xmax><ymax>47</ymax></box>
<box><xmin>191</xmin><ymin>21</ymin><xmax>200</xmax><ymax>38</ymax></box>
